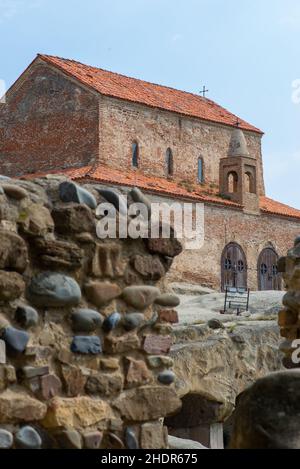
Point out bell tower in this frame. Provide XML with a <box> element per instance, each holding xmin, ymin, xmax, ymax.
<box><xmin>219</xmin><ymin>126</ymin><xmax>260</xmax><ymax>214</ymax></box>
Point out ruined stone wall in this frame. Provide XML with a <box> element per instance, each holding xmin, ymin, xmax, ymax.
<box><xmin>0</xmin><ymin>177</ymin><xmax>182</xmax><ymax>449</ymax></box>
<box><xmin>278</xmin><ymin>237</ymin><xmax>300</xmax><ymax>368</ymax></box>
<box><xmin>98</xmin><ymin>95</ymin><xmax>265</xmax><ymax>195</ymax></box>
<box><xmin>0</xmin><ymin>62</ymin><xmax>99</xmax><ymax>177</ymax></box>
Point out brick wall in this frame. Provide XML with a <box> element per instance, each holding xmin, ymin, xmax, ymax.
<box><xmin>0</xmin><ymin>62</ymin><xmax>265</xmax><ymax>200</ymax></box>
<box><xmin>95</xmin><ymin>185</ymin><xmax>300</xmax><ymax>292</ymax></box>
<box><xmin>0</xmin><ymin>62</ymin><xmax>99</xmax><ymax>177</ymax></box>
<box><xmin>98</xmin><ymin>95</ymin><xmax>265</xmax><ymax>195</ymax></box>
<box><xmin>169</xmin><ymin>202</ymin><xmax>300</xmax><ymax>290</ymax></box>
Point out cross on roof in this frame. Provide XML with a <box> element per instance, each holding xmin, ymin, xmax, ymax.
<box><xmin>199</xmin><ymin>86</ymin><xmax>209</xmax><ymax>98</ymax></box>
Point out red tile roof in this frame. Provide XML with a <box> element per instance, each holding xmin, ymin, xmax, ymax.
<box><xmin>86</xmin><ymin>165</ymin><xmax>242</xmax><ymax>207</ymax></box>
<box><xmin>260</xmin><ymin>196</ymin><xmax>300</xmax><ymax>220</ymax></box>
<box><xmin>20</xmin><ymin>165</ymin><xmax>300</xmax><ymax>220</ymax></box>
<box><xmin>38</xmin><ymin>54</ymin><xmax>263</xmax><ymax>135</ymax></box>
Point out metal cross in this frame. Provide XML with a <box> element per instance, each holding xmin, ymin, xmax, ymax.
<box><xmin>200</xmin><ymin>86</ymin><xmax>209</xmax><ymax>98</ymax></box>
<box><xmin>236</xmin><ymin>118</ymin><xmax>241</xmax><ymax>128</ymax></box>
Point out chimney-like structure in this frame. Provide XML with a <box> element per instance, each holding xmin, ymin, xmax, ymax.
<box><xmin>219</xmin><ymin>127</ymin><xmax>260</xmax><ymax>214</ymax></box>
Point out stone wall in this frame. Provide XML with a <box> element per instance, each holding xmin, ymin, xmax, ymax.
<box><xmin>0</xmin><ymin>176</ymin><xmax>182</xmax><ymax>449</ymax></box>
<box><xmin>0</xmin><ymin>61</ymin><xmax>99</xmax><ymax>177</ymax></box>
<box><xmin>98</xmin><ymin>95</ymin><xmax>265</xmax><ymax>194</ymax></box>
<box><xmin>170</xmin><ymin>204</ymin><xmax>300</xmax><ymax>291</ymax></box>
<box><xmin>278</xmin><ymin>237</ymin><xmax>300</xmax><ymax>369</ymax></box>
<box><xmin>169</xmin><ymin>320</ymin><xmax>283</xmax><ymax>447</ymax></box>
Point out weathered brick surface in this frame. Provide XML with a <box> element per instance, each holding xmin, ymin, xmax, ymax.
<box><xmin>167</xmin><ymin>200</ymin><xmax>300</xmax><ymax>290</ymax></box>
<box><xmin>88</xmin><ymin>183</ymin><xmax>300</xmax><ymax>292</ymax></box>
<box><xmin>0</xmin><ymin>62</ymin><xmax>99</xmax><ymax>176</ymax></box>
<box><xmin>98</xmin><ymin>95</ymin><xmax>265</xmax><ymax>195</ymax></box>
<box><xmin>0</xmin><ymin>60</ymin><xmax>265</xmax><ymax>198</ymax></box>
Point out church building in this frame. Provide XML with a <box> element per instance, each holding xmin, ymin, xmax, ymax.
<box><xmin>1</xmin><ymin>54</ymin><xmax>300</xmax><ymax>291</ymax></box>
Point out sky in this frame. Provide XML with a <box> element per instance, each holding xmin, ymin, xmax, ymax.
<box><xmin>0</xmin><ymin>0</ymin><xmax>300</xmax><ymax>208</ymax></box>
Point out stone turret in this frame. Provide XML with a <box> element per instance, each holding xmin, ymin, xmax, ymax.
<box><xmin>228</xmin><ymin>128</ymin><xmax>250</xmax><ymax>158</ymax></box>
<box><xmin>219</xmin><ymin>126</ymin><xmax>260</xmax><ymax>214</ymax></box>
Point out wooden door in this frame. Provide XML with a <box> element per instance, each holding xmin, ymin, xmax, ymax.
<box><xmin>221</xmin><ymin>243</ymin><xmax>247</xmax><ymax>291</ymax></box>
<box><xmin>258</xmin><ymin>248</ymin><xmax>281</xmax><ymax>290</ymax></box>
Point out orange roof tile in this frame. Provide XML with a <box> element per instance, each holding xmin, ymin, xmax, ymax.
<box><xmin>20</xmin><ymin>164</ymin><xmax>241</xmax><ymax>207</ymax></box>
<box><xmin>38</xmin><ymin>54</ymin><xmax>263</xmax><ymax>135</ymax></box>
<box><xmin>260</xmin><ymin>196</ymin><xmax>300</xmax><ymax>220</ymax></box>
<box><xmin>20</xmin><ymin>165</ymin><xmax>300</xmax><ymax>220</ymax></box>
<box><xmin>85</xmin><ymin>165</ymin><xmax>243</xmax><ymax>208</ymax></box>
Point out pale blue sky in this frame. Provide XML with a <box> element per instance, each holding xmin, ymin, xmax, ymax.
<box><xmin>1</xmin><ymin>0</ymin><xmax>300</xmax><ymax>207</ymax></box>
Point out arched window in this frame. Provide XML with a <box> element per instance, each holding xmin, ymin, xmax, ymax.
<box><xmin>227</xmin><ymin>171</ymin><xmax>238</xmax><ymax>193</ymax></box>
<box><xmin>198</xmin><ymin>157</ymin><xmax>204</xmax><ymax>183</ymax></box>
<box><xmin>132</xmin><ymin>141</ymin><xmax>139</xmax><ymax>168</ymax></box>
<box><xmin>245</xmin><ymin>171</ymin><xmax>255</xmax><ymax>193</ymax></box>
<box><xmin>245</xmin><ymin>173</ymin><xmax>251</xmax><ymax>193</ymax></box>
<box><xmin>166</xmin><ymin>148</ymin><xmax>174</xmax><ymax>176</ymax></box>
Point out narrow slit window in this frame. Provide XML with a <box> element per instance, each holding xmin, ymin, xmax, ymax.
<box><xmin>198</xmin><ymin>157</ymin><xmax>204</xmax><ymax>183</ymax></box>
<box><xmin>132</xmin><ymin>142</ymin><xmax>139</xmax><ymax>168</ymax></box>
<box><xmin>166</xmin><ymin>148</ymin><xmax>174</xmax><ymax>176</ymax></box>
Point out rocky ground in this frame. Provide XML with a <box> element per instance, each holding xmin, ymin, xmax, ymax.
<box><xmin>168</xmin><ymin>435</ymin><xmax>207</xmax><ymax>449</ymax></box>
<box><xmin>167</xmin><ymin>283</ymin><xmax>284</xmax><ymax>448</ymax></box>
<box><xmin>171</xmin><ymin>282</ymin><xmax>284</xmax><ymax>325</ymax></box>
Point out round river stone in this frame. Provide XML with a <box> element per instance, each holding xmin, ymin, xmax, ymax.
<box><xmin>15</xmin><ymin>305</ymin><xmax>39</xmax><ymax>329</ymax></box>
<box><xmin>59</xmin><ymin>181</ymin><xmax>97</xmax><ymax>209</ymax></box>
<box><xmin>15</xmin><ymin>426</ymin><xmax>42</xmax><ymax>449</ymax></box>
<box><xmin>71</xmin><ymin>309</ymin><xmax>103</xmax><ymax>333</ymax></box>
<box><xmin>27</xmin><ymin>273</ymin><xmax>81</xmax><ymax>307</ymax></box>
<box><xmin>158</xmin><ymin>370</ymin><xmax>176</xmax><ymax>385</ymax></box>
<box><xmin>102</xmin><ymin>312</ymin><xmax>121</xmax><ymax>333</ymax></box>
<box><xmin>0</xmin><ymin>429</ymin><xmax>13</xmax><ymax>449</ymax></box>
<box><xmin>71</xmin><ymin>336</ymin><xmax>102</xmax><ymax>355</ymax></box>
<box><xmin>2</xmin><ymin>327</ymin><xmax>30</xmax><ymax>354</ymax></box>
<box><xmin>155</xmin><ymin>294</ymin><xmax>180</xmax><ymax>308</ymax></box>
<box><xmin>123</xmin><ymin>313</ymin><xmax>145</xmax><ymax>331</ymax></box>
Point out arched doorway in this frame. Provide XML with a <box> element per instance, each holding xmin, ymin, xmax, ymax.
<box><xmin>258</xmin><ymin>248</ymin><xmax>281</xmax><ymax>291</ymax></box>
<box><xmin>221</xmin><ymin>243</ymin><xmax>247</xmax><ymax>291</ymax></box>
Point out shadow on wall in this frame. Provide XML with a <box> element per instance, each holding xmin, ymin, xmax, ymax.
<box><xmin>165</xmin><ymin>394</ymin><xmax>224</xmax><ymax>449</ymax></box>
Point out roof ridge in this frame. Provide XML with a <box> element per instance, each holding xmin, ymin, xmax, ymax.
<box><xmin>39</xmin><ymin>53</ymin><xmax>215</xmax><ymax>102</ymax></box>
<box><xmin>38</xmin><ymin>54</ymin><xmax>262</xmax><ymax>134</ymax></box>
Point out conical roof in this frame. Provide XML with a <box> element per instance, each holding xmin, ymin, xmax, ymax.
<box><xmin>228</xmin><ymin>128</ymin><xmax>250</xmax><ymax>157</ymax></box>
